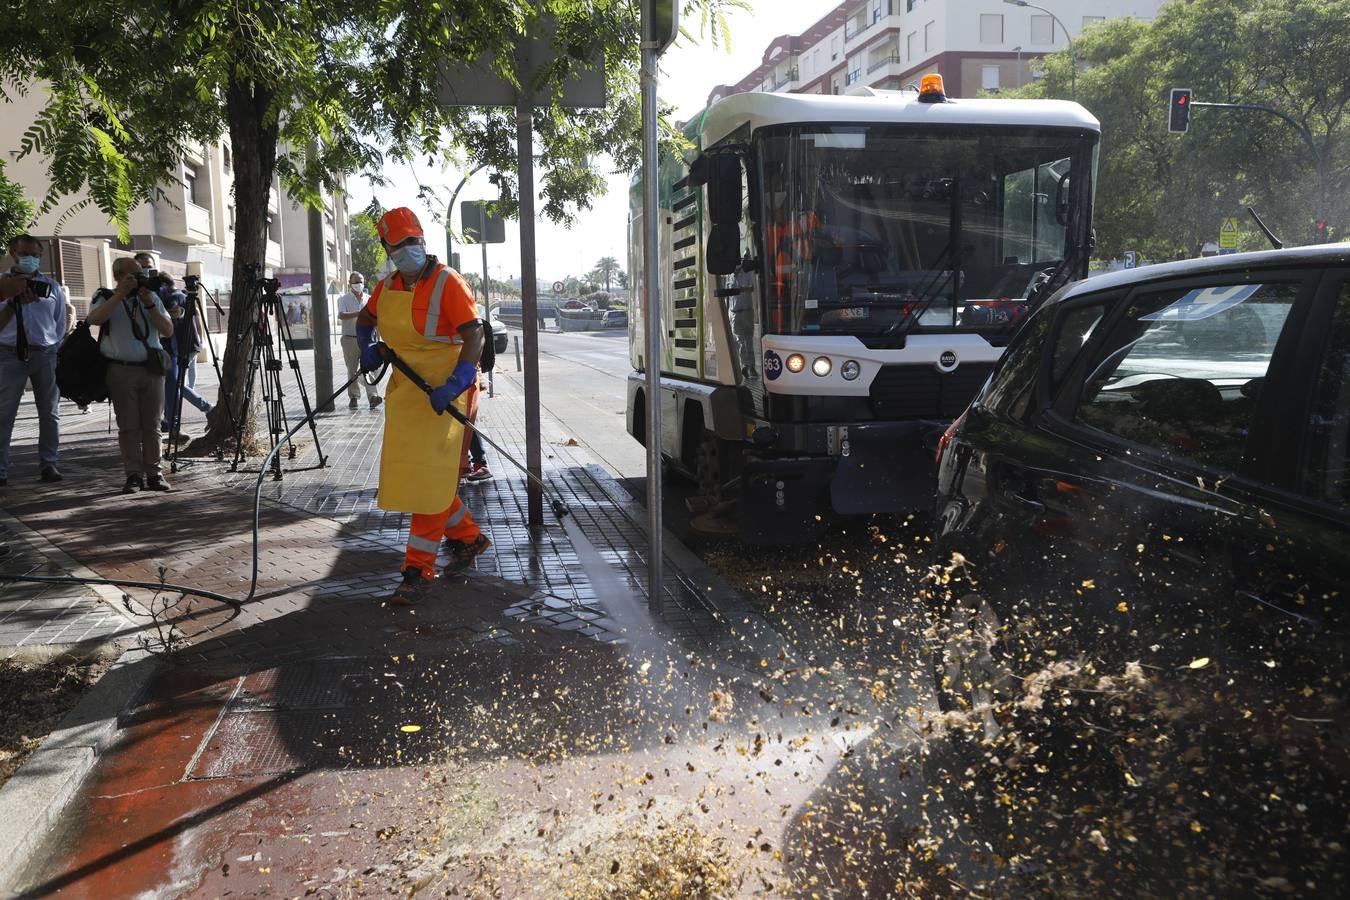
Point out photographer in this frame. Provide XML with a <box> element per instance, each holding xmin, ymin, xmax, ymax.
<box><xmin>0</xmin><ymin>234</ymin><xmax>68</xmax><ymax>487</ymax></box>
<box><xmin>86</xmin><ymin>257</ymin><xmax>175</xmax><ymax>493</ymax></box>
<box><xmin>157</xmin><ymin>273</ymin><xmax>213</xmax><ymax>433</ymax></box>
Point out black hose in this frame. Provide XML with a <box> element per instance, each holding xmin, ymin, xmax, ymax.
<box><xmin>0</xmin><ymin>371</ymin><xmax>370</xmax><ymax>609</ymax></box>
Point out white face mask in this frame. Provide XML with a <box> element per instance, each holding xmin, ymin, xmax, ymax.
<box><xmin>351</xmin><ymin>283</ymin><xmax>364</xmax><ymax>295</ymax></box>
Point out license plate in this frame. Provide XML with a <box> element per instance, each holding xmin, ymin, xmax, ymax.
<box><xmin>838</xmin><ymin>306</ymin><xmax>869</xmax><ymax>320</ymax></box>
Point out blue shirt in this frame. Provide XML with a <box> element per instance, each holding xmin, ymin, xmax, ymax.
<box><xmin>0</xmin><ymin>272</ymin><xmax>67</xmax><ymax>348</ymax></box>
<box><xmin>91</xmin><ymin>289</ymin><xmax>168</xmax><ymax>362</ymax></box>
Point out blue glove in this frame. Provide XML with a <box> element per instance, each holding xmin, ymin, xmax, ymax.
<box><xmin>429</xmin><ymin>361</ymin><xmax>478</xmax><ymax>413</ymax></box>
<box><xmin>356</xmin><ymin>324</ymin><xmax>383</xmax><ymax>372</ymax></box>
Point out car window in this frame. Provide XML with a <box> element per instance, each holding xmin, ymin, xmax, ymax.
<box><xmin>1074</xmin><ymin>280</ymin><xmax>1297</xmax><ymax>473</ymax></box>
<box><xmin>1050</xmin><ymin>301</ymin><xmax>1108</xmax><ymax>387</ymax></box>
<box><xmin>1299</xmin><ymin>282</ymin><xmax>1350</xmax><ymax>507</ymax></box>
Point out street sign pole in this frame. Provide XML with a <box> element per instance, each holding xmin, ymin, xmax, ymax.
<box><xmin>640</xmin><ymin>0</ymin><xmax>670</xmax><ymax>614</ymax></box>
<box><xmin>518</xmin><ymin>104</ymin><xmax>545</xmax><ymax>534</ymax></box>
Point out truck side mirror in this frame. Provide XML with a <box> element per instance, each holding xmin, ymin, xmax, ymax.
<box><xmin>705</xmin><ymin>155</ymin><xmax>742</xmax><ymax>276</ymax></box>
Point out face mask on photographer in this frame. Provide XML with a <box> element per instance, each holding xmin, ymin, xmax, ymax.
<box><xmin>390</xmin><ymin>243</ymin><xmax>427</xmax><ymax>277</ymax></box>
<box><xmin>15</xmin><ymin>255</ymin><xmax>40</xmax><ymax>275</ymax></box>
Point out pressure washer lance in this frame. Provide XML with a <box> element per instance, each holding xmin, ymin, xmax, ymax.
<box><xmin>374</xmin><ymin>344</ymin><xmax>570</xmax><ymax>521</ymax></box>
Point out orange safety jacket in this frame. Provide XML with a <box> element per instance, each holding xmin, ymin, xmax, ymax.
<box><xmin>366</xmin><ymin>261</ymin><xmax>478</xmax><ymax>342</ymax></box>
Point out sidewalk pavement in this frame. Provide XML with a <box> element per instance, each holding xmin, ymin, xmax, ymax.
<box><xmin>1</xmin><ymin>348</ymin><xmax>862</xmax><ymax>897</ymax></box>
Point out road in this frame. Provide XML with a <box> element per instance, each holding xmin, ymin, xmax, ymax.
<box><xmin>499</xmin><ymin>326</ymin><xmax>646</xmax><ymax>480</ymax></box>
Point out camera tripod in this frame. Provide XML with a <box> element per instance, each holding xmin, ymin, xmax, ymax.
<box><xmin>164</xmin><ymin>276</ymin><xmax>237</xmax><ymax>472</ymax></box>
<box><xmin>228</xmin><ymin>264</ymin><xmax>327</xmax><ymax>479</ymax></box>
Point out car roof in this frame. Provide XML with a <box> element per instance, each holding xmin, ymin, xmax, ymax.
<box><xmin>1057</xmin><ymin>245</ymin><xmax>1350</xmax><ymax>306</ymax></box>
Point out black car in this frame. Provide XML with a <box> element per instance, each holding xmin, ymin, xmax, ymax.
<box><xmin>929</xmin><ymin>246</ymin><xmax>1349</xmax><ymax>894</ymax></box>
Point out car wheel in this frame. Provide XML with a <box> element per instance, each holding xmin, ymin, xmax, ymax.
<box><xmin>932</xmin><ymin>591</ymin><xmax>1018</xmax><ymax>747</ymax></box>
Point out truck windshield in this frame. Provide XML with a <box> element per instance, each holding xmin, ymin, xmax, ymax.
<box><xmin>756</xmin><ymin>124</ymin><xmax>1097</xmax><ymax>339</ymax></box>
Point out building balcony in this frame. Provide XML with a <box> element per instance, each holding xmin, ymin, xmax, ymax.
<box><xmin>266</xmin><ymin>239</ymin><xmax>283</xmax><ymax>269</ymax></box>
<box><xmin>844</xmin><ymin>20</ymin><xmax>873</xmax><ymax>43</ymax></box>
<box><xmin>153</xmin><ymin>187</ymin><xmax>214</xmax><ymax>246</ymax></box>
<box><xmin>771</xmin><ymin>68</ymin><xmax>799</xmax><ymax>90</ymax></box>
<box><xmin>268</xmin><ymin>186</ymin><xmax>281</xmax><ymax>216</ymax></box>
<box><xmin>867</xmin><ymin>54</ymin><xmax>902</xmax><ymax>75</ymax></box>
<box><xmin>846</xmin><ymin>69</ymin><xmax>864</xmax><ymax>85</ymax></box>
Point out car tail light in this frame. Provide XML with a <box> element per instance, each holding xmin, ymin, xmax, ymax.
<box><xmin>936</xmin><ymin>408</ymin><xmax>969</xmax><ymax>466</ymax></box>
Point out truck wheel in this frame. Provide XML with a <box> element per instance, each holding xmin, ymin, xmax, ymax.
<box><xmin>695</xmin><ymin>433</ymin><xmax>724</xmax><ymax>499</ymax></box>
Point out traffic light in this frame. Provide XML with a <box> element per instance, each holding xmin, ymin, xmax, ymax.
<box><xmin>1169</xmin><ymin>88</ymin><xmax>1192</xmax><ymax>133</ymax></box>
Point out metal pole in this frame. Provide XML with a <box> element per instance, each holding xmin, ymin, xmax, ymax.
<box><xmin>516</xmin><ymin>104</ymin><xmax>544</xmax><ymax>534</ymax></box>
<box><xmin>306</xmin><ymin>140</ymin><xmax>334</xmax><ymax>412</ymax></box>
<box><xmin>445</xmin><ymin>163</ymin><xmax>488</xmax><ymax>267</ymax></box>
<box><xmin>641</xmin><ymin>0</ymin><xmax>664</xmax><ymax>614</ymax></box>
<box><xmin>481</xmin><ymin>240</ymin><xmax>491</xmax><ymax>315</ymax></box>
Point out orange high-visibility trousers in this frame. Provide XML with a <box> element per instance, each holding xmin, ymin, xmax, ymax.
<box><xmin>405</xmin><ymin>495</ymin><xmax>480</xmax><ymax>576</ymax></box>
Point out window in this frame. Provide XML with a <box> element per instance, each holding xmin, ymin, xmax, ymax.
<box><xmin>1083</xmin><ymin>15</ymin><xmax>1105</xmax><ymax>29</ymax></box>
<box><xmin>1300</xmin><ymin>283</ymin><xmax>1350</xmax><ymax>506</ymax></box>
<box><xmin>222</xmin><ymin>146</ymin><xmax>232</xmax><ymax>172</ymax></box>
<box><xmin>924</xmin><ymin>20</ymin><xmax>935</xmax><ymax>52</ymax></box>
<box><xmin>980</xmin><ymin>14</ymin><xmax>1003</xmax><ymax>44</ymax></box>
<box><xmin>981</xmin><ymin>65</ymin><xmax>1001</xmax><ymax>91</ymax></box>
<box><xmin>907</xmin><ymin>31</ymin><xmax>916</xmax><ymax>59</ymax></box>
<box><xmin>184</xmin><ymin>166</ymin><xmax>201</xmax><ymax>205</ymax></box>
<box><xmin>1031</xmin><ymin>14</ymin><xmax>1055</xmax><ymax>45</ymax></box>
<box><xmin>831</xmin><ymin>36</ymin><xmax>841</xmax><ymax>60</ymax></box>
<box><xmin>1074</xmin><ymin>281</ymin><xmax>1297</xmax><ymax>473</ymax></box>
<box><xmin>1051</xmin><ymin>301</ymin><xmax>1108</xmax><ymax>387</ymax></box>
<box><xmin>873</xmin><ymin>1</ymin><xmax>883</xmax><ymax>23</ymax></box>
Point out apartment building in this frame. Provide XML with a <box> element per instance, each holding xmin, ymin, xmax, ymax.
<box><xmin>708</xmin><ymin>0</ymin><xmax>1168</xmax><ymax>106</ymax></box>
<box><xmin>2</xmin><ymin>84</ymin><xmax>350</xmax><ymax>310</ymax></box>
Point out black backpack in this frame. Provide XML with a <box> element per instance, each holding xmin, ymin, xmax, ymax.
<box><xmin>479</xmin><ymin>317</ymin><xmax>495</xmax><ymax>374</ymax></box>
<box><xmin>56</xmin><ymin>320</ymin><xmax>109</xmax><ymax>406</ymax></box>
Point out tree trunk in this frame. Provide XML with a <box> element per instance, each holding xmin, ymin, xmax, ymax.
<box><xmin>191</xmin><ymin>76</ymin><xmax>279</xmax><ymax>452</ymax></box>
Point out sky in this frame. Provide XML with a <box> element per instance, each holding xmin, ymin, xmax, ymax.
<box><xmin>345</xmin><ymin>1</ymin><xmax>830</xmax><ymax>285</ymax></box>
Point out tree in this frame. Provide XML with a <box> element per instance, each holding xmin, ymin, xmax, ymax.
<box><xmin>0</xmin><ymin>161</ymin><xmax>34</xmax><ymax>246</ymax></box>
<box><xmin>589</xmin><ymin>255</ymin><xmax>620</xmax><ymax>291</ymax></box>
<box><xmin>616</xmin><ymin>269</ymin><xmax>630</xmax><ymax>290</ymax></box>
<box><xmin>1009</xmin><ymin>0</ymin><xmax>1350</xmax><ymax>257</ymax></box>
<box><xmin>349</xmin><ymin>211</ymin><xmax>385</xmax><ymax>281</ymax></box>
<box><xmin>3</xmin><ymin>0</ymin><xmax>747</xmax><ymax>450</ymax></box>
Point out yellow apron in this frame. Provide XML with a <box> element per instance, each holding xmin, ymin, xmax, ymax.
<box><xmin>375</xmin><ymin>279</ymin><xmax>470</xmax><ymax>514</ymax></box>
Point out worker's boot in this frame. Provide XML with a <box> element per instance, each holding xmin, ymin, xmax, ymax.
<box><xmin>390</xmin><ymin>566</ymin><xmax>436</xmax><ymax>605</ymax></box>
<box><xmin>443</xmin><ymin>534</ymin><xmax>491</xmax><ymax>577</ymax></box>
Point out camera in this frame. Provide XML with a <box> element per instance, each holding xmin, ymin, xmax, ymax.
<box><xmin>134</xmin><ymin>268</ymin><xmax>159</xmax><ymax>289</ymax></box>
<box><xmin>27</xmin><ymin>279</ymin><xmax>52</xmax><ymax>299</ymax></box>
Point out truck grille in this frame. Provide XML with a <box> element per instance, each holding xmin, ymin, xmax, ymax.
<box><xmin>868</xmin><ymin>364</ymin><xmax>993</xmax><ymax>419</ymax></box>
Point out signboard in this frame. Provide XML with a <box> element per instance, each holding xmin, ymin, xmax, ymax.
<box><xmin>436</xmin><ymin>21</ymin><xmax>606</xmax><ymax>109</ymax></box>
<box><xmin>1219</xmin><ymin>216</ymin><xmax>1239</xmax><ymax>250</ymax></box>
<box><xmin>1218</xmin><ymin>248</ymin><xmax>1238</xmax><ymax>255</ymax></box>
<box><xmin>645</xmin><ymin>0</ymin><xmax>680</xmax><ymax>55</ymax></box>
<box><xmin>1140</xmin><ymin>283</ymin><xmax>1262</xmax><ymax>323</ymax></box>
<box><xmin>1123</xmin><ymin>250</ymin><xmax>1137</xmax><ymax>269</ymax></box>
<box><xmin>461</xmin><ymin>201</ymin><xmax>506</xmax><ymax>244</ymax></box>
<box><xmin>551</xmin><ymin>280</ymin><xmax>565</xmax><ymax>293</ymax></box>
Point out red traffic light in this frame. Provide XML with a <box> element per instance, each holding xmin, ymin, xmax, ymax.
<box><xmin>1169</xmin><ymin>88</ymin><xmax>1193</xmax><ymax>133</ymax></box>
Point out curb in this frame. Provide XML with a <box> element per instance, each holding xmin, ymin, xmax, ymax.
<box><xmin>580</xmin><ymin>463</ymin><xmax>790</xmax><ymax>658</ymax></box>
<box><xmin>0</xmin><ymin>646</ymin><xmax>158</xmax><ymax>893</ymax></box>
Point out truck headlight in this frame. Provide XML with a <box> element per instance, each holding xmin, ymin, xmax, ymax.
<box><xmin>786</xmin><ymin>353</ymin><xmax>806</xmax><ymax>373</ymax></box>
<box><xmin>840</xmin><ymin>360</ymin><xmax>861</xmax><ymax>381</ymax></box>
<box><xmin>812</xmin><ymin>356</ymin><xmax>832</xmax><ymax>377</ymax></box>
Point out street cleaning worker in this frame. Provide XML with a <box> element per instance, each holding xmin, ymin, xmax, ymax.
<box><xmin>355</xmin><ymin>207</ymin><xmax>490</xmax><ymax>604</ymax></box>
